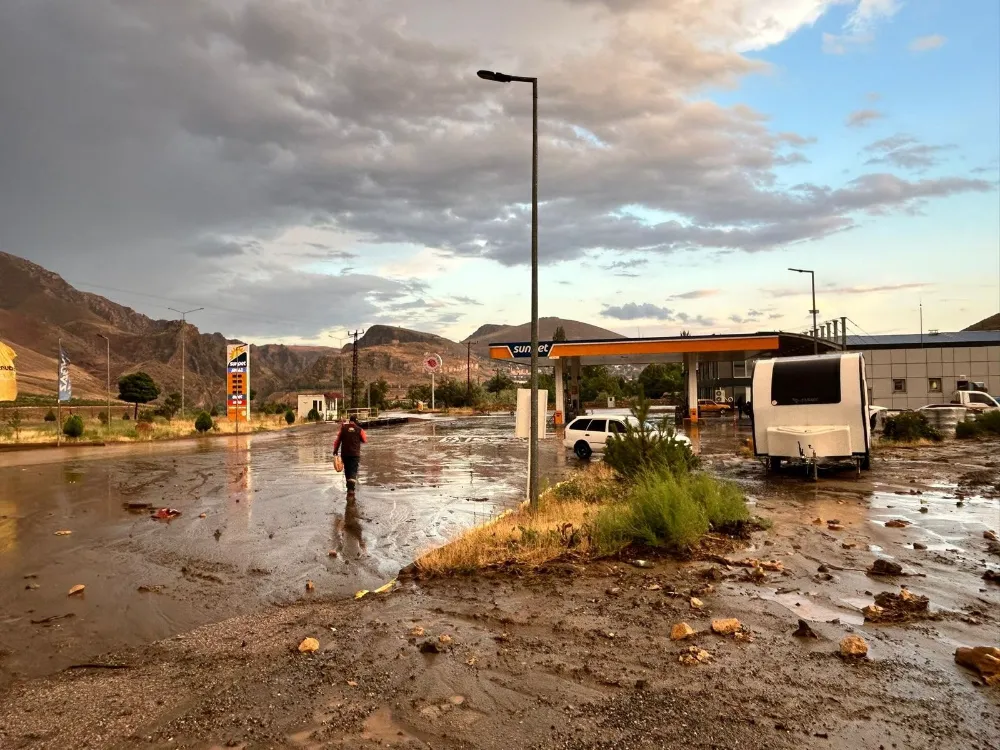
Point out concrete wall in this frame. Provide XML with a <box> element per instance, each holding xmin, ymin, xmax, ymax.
<box><xmin>856</xmin><ymin>345</ymin><xmax>1000</xmax><ymax>409</ymax></box>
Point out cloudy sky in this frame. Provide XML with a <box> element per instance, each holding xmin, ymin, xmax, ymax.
<box><xmin>1</xmin><ymin>0</ymin><xmax>997</xmax><ymax>344</ymax></box>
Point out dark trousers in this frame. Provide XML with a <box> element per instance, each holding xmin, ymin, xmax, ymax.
<box><xmin>343</xmin><ymin>455</ymin><xmax>360</xmax><ymax>489</ymax></box>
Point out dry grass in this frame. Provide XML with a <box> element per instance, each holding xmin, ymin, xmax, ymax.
<box><xmin>416</xmin><ymin>465</ymin><xmax>618</xmax><ymax>575</ymax></box>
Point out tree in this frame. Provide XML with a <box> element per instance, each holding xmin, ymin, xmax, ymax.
<box><xmin>157</xmin><ymin>392</ymin><xmax>182</xmax><ymax>420</ymax></box>
<box><xmin>6</xmin><ymin>410</ymin><xmax>22</xmax><ymax>441</ymax></box>
<box><xmin>44</xmin><ymin>409</ymin><xmax>57</xmax><ymax>422</ymax></box>
<box><xmin>307</xmin><ymin>408</ymin><xmax>321</xmax><ymax>422</ymax></box>
<box><xmin>370</xmin><ymin>378</ymin><xmax>390</xmax><ymax>409</ymax></box>
<box><xmin>284</xmin><ymin>409</ymin><xmax>296</xmax><ymax>425</ymax></box>
<box><xmin>407</xmin><ymin>384</ymin><xmax>431</xmax><ymax>403</ymax></box>
<box><xmin>194</xmin><ymin>411</ymin><xmax>213</xmax><ymax>433</ymax></box>
<box><xmin>638</xmin><ymin>363</ymin><xmax>684</xmax><ymax>399</ymax></box>
<box><xmin>552</xmin><ymin>325</ymin><xmax>567</xmax><ymax>342</ymax></box>
<box><xmin>63</xmin><ymin>414</ymin><xmax>85</xmax><ymax>438</ymax></box>
<box><xmin>98</xmin><ymin>410</ymin><xmax>109</xmax><ymax>425</ymax></box>
<box><xmin>118</xmin><ymin>372</ymin><xmax>161</xmax><ymax>419</ymax></box>
<box><xmin>485</xmin><ymin>371</ymin><xmax>515</xmax><ymax>394</ymax></box>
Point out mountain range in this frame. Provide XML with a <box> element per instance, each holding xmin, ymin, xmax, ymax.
<box><xmin>0</xmin><ymin>251</ymin><xmax>619</xmax><ymax>406</ymax></box>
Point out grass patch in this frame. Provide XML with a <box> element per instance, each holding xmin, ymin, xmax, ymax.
<box><xmin>882</xmin><ymin>412</ymin><xmax>942</xmax><ymax>442</ymax></box>
<box><xmin>416</xmin><ymin>465</ymin><xmax>750</xmax><ymax>575</ymax></box>
<box><xmin>589</xmin><ymin>470</ymin><xmax>749</xmax><ymax>556</ymax></box>
<box><xmin>956</xmin><ymin>411</ymin><xmax>1000</xmax><ymax>439</ymax></box>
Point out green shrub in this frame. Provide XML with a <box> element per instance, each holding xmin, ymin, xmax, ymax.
<box><xmin>956</xmin><ymin>411</ymin><xmax>1000</xmax><ymax>439</ymax></box>
<box><xmin>137</xmin><ymin>410</ymin><xmax>155</xmax><ymax>424</ymax></box>
<box><xmin>97</xmin><ymin>410</ymin><xmax>109</xmax><ymax>425</ymax></box>
<box><xmin>588</xmin><ymin>469</ymin><xmax>748</xmax><ymax>555</ymax></box>
<box><xmin>604</xmin><ymin>395</ymin><xmax>698</xmax><ymax>478</ymax></box>
<box><xmin>122</xmin><ymin>412</ymin><xmax>131</xmax><ymax>421</ymax></box>
<box><xmin>552</xmin><ymin>466</ymin><xmax>619</xmax><ymax>504</ymax></box>
<box><xmin>209</xmin><ymin>404</ymin><xmax>220</xmax><ymax>417</ymax></box>
<box><xmin>285</xmin><ymin>410</ymin><xmax>296</xmax><ymax>425</ymax></box>
<box><xmin>194</xmin><ymin>411</ymin><xmax>213</xmax><ymax>433</ymax></box>
<box><xmin>62</xmin><ymin>415</ymin><xmax>85</xmax><ymax>438</ymax></box>
<box><xmin>44</xmin><ymin>409</ymin><xmax>57</xmax><ymax>422</ymax></box>
<box><xmin>882</xmin><ymin>412</ymin><xmax>941</xmax><ymax>442</ymax></box>
<box><xmin>307</xmin><ymin>408</ymin><xmax>321</xmax><ymax>422</ymax></box>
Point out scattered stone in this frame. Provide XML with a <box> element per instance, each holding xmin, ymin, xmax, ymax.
<box><xmin>646</xmin><ymin>584</ymin><xmax>662</xmax><ymax>591</ymax></box>
<box><xmin>812</xmin><ymin>518</ymin><xmax>824</xmax><ymax>525</ymax></box>
<box><xmin>678</xmin><ymin>646</ymin><xmax>712</xmax><ymax>665</ymax></box>
<box><xmin>305</xmin><ymin>580</ymin><xmax>315</xmax><ymax>592</ymax></box>
<box><xmin>690</xmin><ymin>597</ymin><xmax>704</xmax><ymax>609</ymax></box>
<box><xmin>690</xmin><ymin>583</ymin><xmax>715</xmax><ymax>597</ymax></box>
<box><xmin>711</xmin><ymin>618</ymin><xmax>742</xmax><ymax>636</ymax></box>
<box><xmin>606</xmin><ymin>587</ymin><xmax>621</xmax><ymax>596</ymax></box>
<box><xmin>913</xmin><ymin>543</ymin><xmax>928</xmax><ymax>550</ymax></box>
<box><xmin>868</xmin><ymin>559</ymin><xmax>903</xmax><ymax>577</ymax></box>
<box><xmin>448</xmin><ymin>695</ymin><xmax>465</xmax><ymax>705</ymax></box>
<box><xmin>670</xmin><ymin>623</ymin><xmax>695</xmax><ymax>641</ymax></box>
<box><xmin>438</xmin><ymin>634</ymin><xmax>453</xmax><ymax>645</ymax></box>
<box><xmin>817</xmin><ymin>564</ymin><xmax>829</xmax><ymax>573</ymax></box>
<box><xmin>420</xmin><ymin>638</ymin><xmax>446</xmax><ymax>654</ymax></box>
<box><xmin>862</xmin><ymin>604</ymin><xmax>885</xmax><ymax>619</ymax></box>
<box><xmin>827</xmin><ymin>519</ymin><xmax>840</xmax><ymax>525</ymax></box>
<box><xmin>54</xmin><ymin>530</ymin><xmax>72</xmax><ymax>536</ymax></box>
<box><xmin>25</xmin><ymin>583</ymin><xmax>40</xmax><ymax>591</ymax></box>
<box><xmin>827</xmin><ymin>523</ymin><xmax>844</xmax><ymax>531</ymax></box>
<box><xmin>840</xmin><ymin>635</ymin><xmax>868</xmax><ymax>658</ymax></box>
<box><xmin>198</xmin><ymin>513</ymin><xmax>207</xmax><ymax>519</ymax></box>
<box><xmin>410</xmin><ymin>626</ymin><xmax>425</xmax><ymax>637</ymax></box>
<box><xmin>919</xmin><ymin>507</ymin><xmax>928</xmax><ymax>514</ymax></box>
<box><xmin>631</xmin><ymin>559</ymin><xmax>655</xmax><ymax>569</ymax></box>
<box><xmin>983</xmin><ymin>570</ymin><xmax>1000</xmax><ymax>585</ymax></box>
<box><xmin>298</xmin><ymin>637</ymin><xmax>320</xmax><ymax>653</ymax></box>
<box><xmin>328</xmin><ymin>550</ymin><xmax>338</xmax><ymax>558</ymax></box>
<box><xmin>954</xmin><ymin>647</ymin><xmax>1000</xmax><ymax>686</ymax></box>
<box><xmin>793</xmin><ymin>619</ymin><xmax>818</xmax><ymax>639</ymax></box>
<box><xmin>885</xmin><ymin>519</ymin><xmax>910</xmax><ymax>528</ymax></box>
<box><xmin>701</xmin><ymin>567</ymin><xmax>724</xmax><ymax>581</ymax></box>
<box><xmin>466</xmin><ymin>657</ymin><xmax>477</xmax><ymax>666</ymax></box>
<box><xmin>865</xmin><ymin>588</ymin><xmax>931</xmax><ymax>622</ymax></box>
<box><xmin>985</xmin><ymin>530</ymin><xmax>999</xmax><ymax>542</ymax></box>
<box><xmin>842</xmin><ymin>542</ymin><xmax>857</xmax><ymax>550</ymax></box>
<box><xmin>68</xmin><ymin>584</ymin><xmax>85</xmax><ymax>596</ymax></box>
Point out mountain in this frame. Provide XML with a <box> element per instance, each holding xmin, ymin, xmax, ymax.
<box><xmin>463</xmin><ymin>323</ymin><xmax>509</xmax><ymax>342</ymax></box>
<box><xmin>965</xmin><ymin>313</ymin><xmax>1000</xmax><ymax>332</ymax></box>
<box><xmin>463</xmin><ymin>317</ymin><xmax>625</xmax><ymax>358</ymax></box>
<box><xmin>0</xmin><ymin>251</ymin><xmax>330</xmax><ymax>405</ymax></box>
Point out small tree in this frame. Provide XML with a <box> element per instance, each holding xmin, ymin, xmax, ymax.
<box><xmin>98</xmin><ymin>410</ymin><xmax>109</xmax><ymax>425</ymax></box>
<box><xmin>604</xmin><ymin>395</ymin><xmax>698</xmax><ymax>478</ymax></box>
<box><xmin>44</xmin><ymin>409</ymin><xmax>57</xmax><ymax>422</ymax></box>
<box><xmin>63</xmin><ymin>414</ymin><xmax>85</xmax><ymax>438</ymax></box>
<box><xmin>137</xmin><ymin>410</ymin><xmax>155</xmax><ymax>424</ymax></box>
<box><xmin>307</xmin><ymin>408</ymin><xmax>321</xmax><ymax>422</ymax></box>
<box><xmin>6</xmin><ymin>410</ymin><xmax>22</xmax><ymax>441</ymax></box>
<box><xmin>157</xmin><ymin>392</ymin><xmax>182</xmax><ymax>420</ymax></box>
<box><xmin>284</xmin><ymin>409</ymin><xmax>296</xmax><ymax>425</ymax></box>
<box><xmin>552</xmin><ymin>325</ymin><xmax>567</xmax><ymax>342</ymax></box>
<box><xmin>118</xmin><ymin>372</ymin><xmax>161</xmax><ymax>419</ymax></box>
<box><xmin>194</xmin><ymin>411</ymin><xmax>213</xmax><ymax>433</ymax></box>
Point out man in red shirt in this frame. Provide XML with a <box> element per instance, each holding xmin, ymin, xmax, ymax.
<box><xmin>333</xmin><ymin>415</ymin><xmax>367</xmax><ymax>492</ymax></box>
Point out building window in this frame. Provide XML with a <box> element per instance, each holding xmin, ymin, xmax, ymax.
<box><xmin>733</xmin><ymin>360</ymin><xmax>747</xmax><ymax>378</ymax></box>
<box><xmin>928</xmin><ymin>378</ymin><xmax>942</xmax><ymax>393</ymax></box>
<box><xmin>893</xmin><ymin>379</ymin><xmax>907</xmax><ymax>393</ymax></box>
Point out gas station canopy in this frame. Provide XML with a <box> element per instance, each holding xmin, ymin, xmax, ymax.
<box><xmin>489</xmin><ymin>331</ymin><xmax>838</xmax><ymax>366</ymax></box>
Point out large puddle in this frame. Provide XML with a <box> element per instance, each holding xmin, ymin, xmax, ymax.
<box><xmin>0</xmin><ymin>416</ymin><xmax>571</xmax><ymax>681</ymax></box>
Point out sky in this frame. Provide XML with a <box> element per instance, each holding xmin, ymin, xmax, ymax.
<box><xmin>0</xmin><ymin>0</ymin><xmax>997</xmax><ymax>345</ymax></box>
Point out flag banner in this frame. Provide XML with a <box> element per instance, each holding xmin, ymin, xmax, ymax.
<box><xmin>0</xmin><ymin>341</ymin><xmax>17</xmax><ymax>402</ymax></box>
<box><xmin>58</xmin><ymin>346</ymin><xmax>72</xmax><ymax>402</ymax></box>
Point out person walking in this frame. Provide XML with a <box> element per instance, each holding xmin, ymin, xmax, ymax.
<box><xmin>333</xmin><ymin>415</ymin><xmax>367</xmax><ymax>493</ymax></box>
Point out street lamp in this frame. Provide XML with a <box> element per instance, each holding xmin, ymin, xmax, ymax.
<box><xmin>329</xmin><ymin>335</ymin><xmax>348</xmax><ymax>416</ymax></box>
<box><xmin>477</xmin><ymin>68</ymin><xmax>540</xmax><ymax>511</ymax></box>
<box><xmin>788</xmin><ymin>269</ymin><xmax>818</xmax><ymax>355</ymax></box>
<box><xmin>168</xmin><ymin>307</ymin><xmax>204</xmax><ymax>418</ymax></box>
<box><xmin>97</xmin><ymin>334</ymin><xmax>110</xmax><ymax>432</ymax></box>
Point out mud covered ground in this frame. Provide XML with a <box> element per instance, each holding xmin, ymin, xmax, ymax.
<box><xmin>1</xmin><ymin>423</ymin><xmax>998</xmax><ymax>749</ymax></box>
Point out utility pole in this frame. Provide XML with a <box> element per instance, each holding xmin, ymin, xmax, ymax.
<box><xmin>466</xmin><ymin>340</ymin><xmax>478</xmax><ymax>402</ymax></box>
<box><xmin>788</xmin><ymin>269</ymin><xmax>817</xmax><ymax>355</ymax></box>
<box><xmin>168</xmin><ymin>307</ymin><xmax>204</xmax><ymax>418</ymax></box>
<box><xmin>97</xmin><ymin>334</ymin><xmax>110</xmax><ymax>434</ymax></box>
<box><xmin>347</xmin><ymin>330</ymin><xmax>364</xmax><ymax>410</ymax></box>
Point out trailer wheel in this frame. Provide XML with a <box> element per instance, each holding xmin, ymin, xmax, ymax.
<box><xmin>574</xmin><ymin>441</ymin><xmax>593</xmax><ymax>460</ymax></box>
<box><xmin>767</xmin><ymin>457</ymin><xmax>782</xmax><ymax>473</ymax></box>
<box><xmin>860</xmin><ymin>454</ymin><xmax>871</xmax><ymax>471</ymax></box>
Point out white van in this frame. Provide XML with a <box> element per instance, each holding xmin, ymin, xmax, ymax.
<box><xmin>751</xmin><ymin>352</ymin><xmax>871</xmax><ymax>475</ymax></box>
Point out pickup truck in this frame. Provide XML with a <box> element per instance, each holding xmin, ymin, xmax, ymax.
<box><xmin>921</xmin><ymin>390</ymin><xmax>1000</xmax><ymax>413</ymax></box>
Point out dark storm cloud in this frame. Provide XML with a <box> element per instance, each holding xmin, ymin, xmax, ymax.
<box><xmin>0</xmin><ymin>0</ymin><xmax>992</xmax><ymax>338</ymax></box>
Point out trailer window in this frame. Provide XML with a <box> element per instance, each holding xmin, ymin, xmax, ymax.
<box><xmin>770</xmin><ymin>358</ymin><xmax>842</xmax><ymax>406</ymax></box>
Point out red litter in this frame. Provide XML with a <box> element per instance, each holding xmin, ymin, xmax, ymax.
<box><xmin>153</xmin><ymin>508</ymin><xmax>182</xmax><ymax>520</ymax></box>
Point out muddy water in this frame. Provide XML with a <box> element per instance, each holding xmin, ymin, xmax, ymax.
<box><xmin>0</xmin><ymin>417</ymin><xmax>571</xmax><ymax>682</ymax></box>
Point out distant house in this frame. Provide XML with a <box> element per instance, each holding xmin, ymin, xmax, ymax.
<box><xmin>296</xmin><ymin>393</ymin><xmax>342</xmax><ymax>420</ymax></box>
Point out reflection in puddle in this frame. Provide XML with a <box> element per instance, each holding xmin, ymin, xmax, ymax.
<box><xmin>757</xmin><ymin>588</ymin><xmax>865</xmax><ymax>626</ymax></box>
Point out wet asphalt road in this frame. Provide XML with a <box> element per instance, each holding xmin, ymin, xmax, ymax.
<box><xmin>0</xmin><ymin>416</ymin><xmax>571</xmax><ymax>681</ymax></box>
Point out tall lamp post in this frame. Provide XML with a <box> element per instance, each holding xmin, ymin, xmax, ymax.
<box><xmin>97</xmin><ymin>334</ymin><xmax>111</xmax><ymax>433</ymax></box>
<box><xmin>168</xmin><ymin>307</ymin><xmax>204</xmax><ymax>418</ymax></box>
<box><xmin>789</xmin><ymin>268</ymin><xmax>818</xmax><ymax>355</ymax></box>
<box><xmin>477</xmin><ymin>68</ymin><xmax>540</xmax><ymax>511</ymax></box>
<box><xmin>329</xmin><ymin>335</ymin><xmax>348</xmax><ymax>416</ymax></box>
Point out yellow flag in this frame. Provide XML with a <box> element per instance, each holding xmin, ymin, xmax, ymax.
<box><xmin>0</xmin><ymin>342</ymin><xmax>16</xmax><ymax>402</ymax></box>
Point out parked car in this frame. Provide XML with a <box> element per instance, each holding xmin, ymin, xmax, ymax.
<box><xmin>698</xmin><ymin>399</ymin><xmax>732</xmax><ymax>415</ymax></box>
<box><xmin>563</xmin><ymin>415</ymin><xmax>691</xmax><ymax>460</ymax></box>
<box><xmin>945</xmin><ymin>390</ymin><xmax>999</xmax><ymax>413</ymax></box>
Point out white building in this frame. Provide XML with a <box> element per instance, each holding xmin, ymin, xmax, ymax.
<box><xmin>296</xmin><ymin>394</ymin><xmax>340</xmax><ymax>420</ymax></box>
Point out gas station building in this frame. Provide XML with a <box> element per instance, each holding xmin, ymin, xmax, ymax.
<box><xmin>489</xmin><ymin>332</ymin><xmax>836</xmax><ymax>421</ymax></box>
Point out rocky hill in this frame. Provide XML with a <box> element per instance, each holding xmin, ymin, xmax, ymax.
<box><xmin>965</xmin><ymin>313</ymin><xmax>1000</xmax><ymax>332</ymax></box>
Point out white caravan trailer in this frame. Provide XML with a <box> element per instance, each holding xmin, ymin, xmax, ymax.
<box><xmin>751</xmin><ymin>352</ymin><xmax>871</xmax><ymax>477</ymax></box>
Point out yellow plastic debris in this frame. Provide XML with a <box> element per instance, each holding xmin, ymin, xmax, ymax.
<box><xmin>54</xmin><ymin>530</ymin><xmax>72</xmax><ymax>536</ymax></box>
<box><xmin>373</xmin><ymin>580</ymin><xmax>396</xmax><ymax>595</ymax></box>
<box><xmin>68</xmin><ymin>584</ymin><xmax>86</xmax><ymax>596</ymax></box>
<box><xmin>354</xmin><ymin>589</ymin><xmax>369</xmax><ymax>600</ymax></box>
<box><xmin>298</xmin><ymin>637</ymin><xmax>320</xmax><ymax>653</ymax></box>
